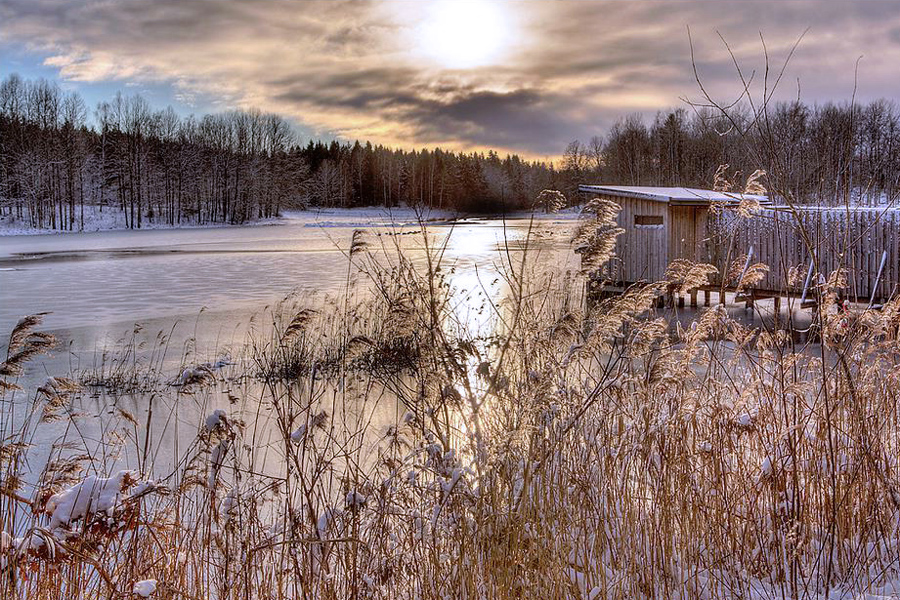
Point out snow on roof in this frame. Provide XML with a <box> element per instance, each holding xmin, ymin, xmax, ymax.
<box><xmin>578</xmin><ymin>185</ymin><xmax>770</xmax><ymax>205</ymax></box>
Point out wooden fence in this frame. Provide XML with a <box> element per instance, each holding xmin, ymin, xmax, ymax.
<box><xmin>705</xmin><ymin>206</ymin><xmax>900</xmax><ymax>302</ymax></box>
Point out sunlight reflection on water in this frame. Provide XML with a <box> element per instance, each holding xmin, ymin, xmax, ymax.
<box><xmin>0</xmin><ymin>212</ymin><xmax>580</xmax><ymax>478</ymax></box>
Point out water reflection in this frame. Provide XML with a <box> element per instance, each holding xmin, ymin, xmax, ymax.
<box><xmin>0</xmin><ymin>212</ymin><xmax>579</xmax><ymax>481</ymax></box>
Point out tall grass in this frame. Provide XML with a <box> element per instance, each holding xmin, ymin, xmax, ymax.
<box><xmin>2</xmin><ymin>205</ymin><xmax>900</xmax><ymax>599</ymax></box>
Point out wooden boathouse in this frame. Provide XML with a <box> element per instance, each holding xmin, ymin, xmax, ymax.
<box><xmin>578</xmin><ymin>184</ymin><xmax>900</xmax><ymax>307</ymax></box>
<box><xmin>577</xmin><ymin>185</ymin><xmax>770</xmax><ymax>285</ymax></box>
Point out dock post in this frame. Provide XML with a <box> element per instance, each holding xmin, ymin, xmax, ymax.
<box><xmin>868</xmin><ymin>250</ymin><xmax>888</xmax><ymax>309</ymax></box>
<box><xmin>745</xmin><ymin>291</ymin><xmax>754</xmax><ymax>310</ymax></box>
<box><xmin>774</xmin><ymin>296</ymin><xmax>781</xmax><ymax>327</ymax></box>
<box><xmin>703</xmin><ymin>289</ymin><xmax>710</xmax><ymax>306</ymax></box>
<box><xmin>690</xmin><ymin>290</ymin><xmax>698</xmax><ymax>307</ymax></box>
<box><xmin>678</xmin><ymin>295</ymin><xmax>685</xmax><ymax>308</ymax></box>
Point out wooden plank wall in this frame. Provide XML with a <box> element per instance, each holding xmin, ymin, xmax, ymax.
<box><xmin>707</xmin><ymin>207</ymin><xmax>900</xmax><ymax>302</ymax></box>
<box><xmin>598</xmin><ymin>193</ymin><xmax>668</xmax><ymax>284</ymax></box>
<box><xmin>669</xmin><ymin>206</ymin><xmax>707</xmax><ymax>262</ymax></box>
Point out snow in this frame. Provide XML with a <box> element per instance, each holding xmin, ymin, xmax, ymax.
<box><xmin>734</xmin><ymin>412</ymin><xmax>754</xmax><ymax>429</ymax></box>
<box><xmin>287</xmin><ymin>206</ymin><xmax>460</xmax><ymax>229</ymax></box>
<box><xmin>131</xmin><ymin>480</ymin><xmax>157</xmax><ymax>497</ymax></box>
<box><xmin>766</xmin><ymin>204</ymin><xmax>900</xmax><ymax>213</ymax></box>
<box><xmin>0</xmin><ymin>204</ymin><xmax>284</xmax><ymax>237</ymax></box>
<box><xmin>205</xmin><ymin>409</ymin><xmax>227</xmax><ymax>431</ymax></box>
<box><xmin>290</xmin><ymin>424</ymin><xmax>309</xmax><ymax>443</ymax></box>
<box><xmin>220</xmin><ymin>488</ymin><xmax>238</xmax><ymax>523</ymax></box>
<box><xmin>209</xmin><ymin>440</ymin><xmax>229</xmax><ymax>487</ymax></box>
<box><xmin>578</xmin><ymin>185</ymin><xmax>770</xmax><ymax>205</ymax></box>
<box><xmin>344</xmin><ymin>490</ymin><xmax>367</xmax><ymax>509</ymax></box>
<box><xmin>179</xmin><ymin>365</ymin><xmax>212</xmax><ymax>386</ymax></box>
<box><xmin>317</xmin><ymin>508</ymin><xmax>341</xmax><ymax>538</ymax></box>
<box><xmin>43</xmin><ymin>470</ymin><xmax>141</xmax><ymax>530</ymax></box>
<box><xmin>0</xmin><ymin>204</ymin><xmax>478</xmax><ymax>243</ymax></box>
<box><xmin>132</xmin><ymin>579</ymin><xmax>157</xmax><ymax>597</ymax></box>
<box><xmin>1</xmin><ymin>530</ymin><xmax>55</xmax><ymax>567</ymax></box>
<box><xmin>291</xmin><ymin>411</ymin><xmax>327</xmax><ymax>443</ymax></box>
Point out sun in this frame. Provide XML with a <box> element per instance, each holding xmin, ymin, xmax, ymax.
<box><xmin>415</xmin><ymin>0</ymin><xmax>513</xmax><ymax>69</ymax></box>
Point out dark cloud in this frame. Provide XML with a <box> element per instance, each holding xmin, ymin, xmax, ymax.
<box><xmin>2</xmin><ymin>0</ymin><xmax>900</xmax><ymax>158</ymax></box>
<box><xmin>406</xmin><ymin>89</ymin><xmax>590</xmax><ymax>154</ymax></box>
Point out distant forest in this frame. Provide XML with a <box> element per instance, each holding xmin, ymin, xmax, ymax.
<box><xmin>2</xmin><ymin>73</ymin><xmax>899</xmax><ymax>229</ymax></box>
<box><xmin>0</xmin><ymin>74</ymin><xmax>558</xmax><ymax>229</ymax></box>
<box><xmin>564</xmin><ymin>100</ymin><xmax>900</xmax><ymax>206</ymax></box>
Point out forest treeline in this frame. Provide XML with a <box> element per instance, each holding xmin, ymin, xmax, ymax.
<box><xmin>564</xmin><ymin>102</ymin><xmax>900</xmax><ymax>205</ymax></box>
<box><xmin>2</xmin><ymin>73</ymin><xmax>900</xmax><ymax>230</ymax></box>
<box><xmin>0</xmin><ymin>74</ymin><xmax>558</xmax><ymax>230</ymax></box>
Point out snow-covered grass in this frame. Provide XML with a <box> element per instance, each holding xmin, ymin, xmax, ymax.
<box><xmin>4</xmin><ymin>205</ymin><xmax>900</xmax><ymax>599</ymax></box>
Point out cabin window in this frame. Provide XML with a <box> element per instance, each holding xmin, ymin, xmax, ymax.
<box><xmin>634</xmin><ymin>214</ymin><xmax>663</xmax><ymax>227</ymax></box>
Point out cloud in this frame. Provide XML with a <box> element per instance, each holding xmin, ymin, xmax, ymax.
<box><xmin>2</xmin><ymin>0</ymin><xmax>900</xmax><ymax>158</ymax></box>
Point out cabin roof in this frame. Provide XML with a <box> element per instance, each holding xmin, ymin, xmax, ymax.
<box><xmin>578</xmin><ymin>185</ymin><xmax>770</xmax><ymax>206</ymax></box>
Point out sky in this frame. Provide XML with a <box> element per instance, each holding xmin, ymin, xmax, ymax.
<box><xmin>2</xmin><ymin>0</ymin><xmax>900</xmax><ymax>161</ymax></box>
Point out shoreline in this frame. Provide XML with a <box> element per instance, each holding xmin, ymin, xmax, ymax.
<box><xmin>0</xmin><ymin>209</ymin><xmax>287</xmax><ymax>237</ymax></box>
<box><xmin>0</xmin><ymin>204</ymin><xmax>583</xmax><ymax>237</ymax></box>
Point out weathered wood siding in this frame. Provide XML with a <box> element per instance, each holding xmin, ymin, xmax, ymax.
<box><xmin>707</xmin><ymin>207</ymin><xmax>900</xmax><ymax>301</ymax></box>
<box><xmin>668</xmin><ymin>206</ymin><xmax>710</xmax><ymax>263</ymax></box>
<box><xmin>584</xmin><ymin>186</ymin><xmax>900</xmax><ymax>301</ymax></box>
<box><xmin>598</xmin><ymin>193</ymin><xmax>668</xmax><ymax>284</ymax></box>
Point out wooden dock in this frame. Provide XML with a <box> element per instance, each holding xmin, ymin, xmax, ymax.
<box><xmin>578</xmin><ymin>185</ymin><xmax>900</xmax><ymax>307</ymax></box>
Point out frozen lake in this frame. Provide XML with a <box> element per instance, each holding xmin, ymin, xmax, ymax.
<box><xmin>0</xmin><ymin>207</ymin><xmax>580</xmax><ymax>378</ymax></box>
<box><xmin>0</xmin><ymin>206</ymin><xmax>812</xmax><ymax>487</ymax></box>
<box><xmin>0</xmin><ymin>207</ymin><xmax>582</xmax><ymax>484</ymax></box>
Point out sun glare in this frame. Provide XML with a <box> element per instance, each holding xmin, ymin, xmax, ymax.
<box><xmin>416</xmin><ymin>0</ymin><xmax>512</xmax><ymax>69</ymax></box>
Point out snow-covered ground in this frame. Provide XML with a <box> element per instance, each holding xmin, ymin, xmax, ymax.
<box><xmin>0</xmin><ymin>204</ymin><xmax>467</xmax><ymax>237</ymax></box>
<box><xmin>0</xmin><ymin>205</ymin><xmax>286</xmax><ymax>236</ymax></box>
<box><xmin>0</xmin><ymin>204</ymin><xmax>583</xmax><ymax>236</ymax></box>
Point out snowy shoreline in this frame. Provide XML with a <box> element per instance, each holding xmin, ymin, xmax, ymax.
<box><xmin>0</xmin><ymin>204</ymin><xmax>583</xmax><ymax>237</ymax></box>
<box><xmin>0</xmin><ymin>204</ymin><xmax>288</xmax><ymax>237</ymax></box>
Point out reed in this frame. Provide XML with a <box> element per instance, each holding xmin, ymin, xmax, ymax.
<box><xmin>2</xmin><ymin>206</ymin><xmax>900</xmax><ymax>600</ymax></box>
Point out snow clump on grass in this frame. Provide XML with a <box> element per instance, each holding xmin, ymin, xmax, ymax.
<box><xmin>205</xmin><ymin>408</ymin><xmax>227</xmax><ymax>431</ymax></box>
<box><xmin>290</xmin><ymin>410</ymin><xmax>327</xmax><ymax>443</ymax></box>
<box><xmin>44</xmin><ymin>470</ymin><xmax>144</xmax><ymax>530</ymax></box>
<box><xmin>344</xmin><ymin>490</ymin><xmax>367</xmax><ymax>510</ymax></box>
<box><xmin>132</xmin><ymin>579</ymin><xmax>157</xmax><ymax>597</ymax></box>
